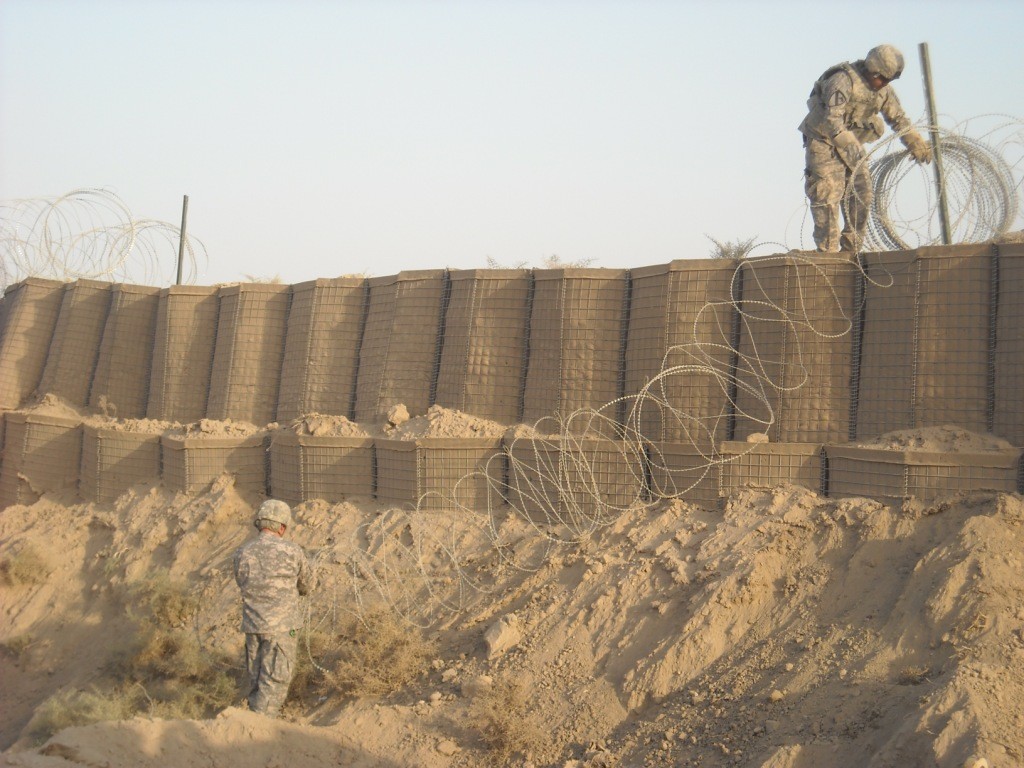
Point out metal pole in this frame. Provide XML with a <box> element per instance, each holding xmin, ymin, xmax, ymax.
<box><xmin>918</xmin><ymin>42</ymin><xmax>952</xmax><ymax>245</ymax></box>
<box><xmin>176</xmin><ymin>194</ymin><xmax>189</xmax><ymax>285</ymax></box>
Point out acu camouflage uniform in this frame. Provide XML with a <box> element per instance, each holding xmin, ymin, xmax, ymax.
<box><xmin>233</xmin><ymin>531</ymin><xmax>315</xmax><ymax>716</ymax></box>
<box><xmin>799</xmin><ymin>59</ymin><xmax>915</xmax><ymax>253</ymax></box>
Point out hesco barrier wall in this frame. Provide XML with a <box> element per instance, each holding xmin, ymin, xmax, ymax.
<box><xmin>354</xmin><ymin>270</ymin><xmax>448</xmax><ymax>423</ymax></box>
<box><xmin>434</xmin><ymin>269</ymin><xmax>532</xmax><ymax>424</ymax></box>
<box><xmin>206</xmin><ymin>284</ymin><xmax>291</xmax><ymax>425</ymax></box>
<box><xmin>146</xmin><ymin>285</ymin><xmax>220</xmax><ymax>422</ymax></box>
<box><xmin>522</xmin><ymin>269</ymin><xmax>630</xmax><ymax>435</ymax></box>
<box><xmin>277</xmin><ymin>278</ymin><xmax>367</xmax><ymax>423</ymax></box>
<box><xmin>625</xmin><ymin>260</ymin><xmax>736</xmax><ymax>449</ymax></box>
<box><xmin>0</xmin><ymin>278</ymin><xmax>65</xmax><ymax>411</ymax></box>
<box><xmin>89</xmin><ymin>284</ymin><xmax>161</xmax><ymax>418</ymax></box>
<box><xmin>37</xmin><ymin>280</ymin><xmax>113</xmax><ymax>407</ymax></box>
<box><xmin>1</xmin><ymin>244</ymin><xmax>1024</xmax><ymax>510</ymax></box>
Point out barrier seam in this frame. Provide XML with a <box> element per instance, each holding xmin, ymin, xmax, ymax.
<box><xmin>911</xmin><ymin>258</ymin><xmax>921</xmax><ymax>427</ymax></box>
<box><xmin>726</xmin><ymin>262</ymin><xmax>744</xmax><ymax>441</ymax></box>
<box><xmin>429</xmin><ymin>270</ymin><xmax>452</xmax><ymax>408</ymax></box>
<box><xmin>517</xmin><ymin>271</ymin><xmax>535</xmax><ymax>423</ymax></box>
<box><xmin>987</xmin><ymin>244</ymin><xmax>1000</xmax><ymax>433</ymax></box>
<box><xmin>616</xmin><ymin>270</ymin><xmax>633</xmax><ymax>428</ymax></box>
<box><xmin>348</xmin><ymin>280</ymin><xmax>370</xmax><ymax>421</ymax></box>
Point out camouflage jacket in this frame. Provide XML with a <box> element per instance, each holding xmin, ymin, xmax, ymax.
<box><xmin>798</xmin><ymin>60</ymin><xmax>913</xmax><ymax>145</ymax></box>
<box><xmin>233</xmin><ymin>532</ymin><xmax>315</xmax><ymax>634</ymax></box>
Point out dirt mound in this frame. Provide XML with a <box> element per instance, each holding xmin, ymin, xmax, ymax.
<box><xmin>858</xmin><ymin>425</ymin><xmax>1016</xmax><ymax>452</ymax></box>
<box><xmin>2</xmin><ymin>476</ymin><xmax>1023</xmax><ymax>767</ymax></box>
<box><xmin>384</xmin><ymin>404</ymin><xmax>508</xmax><ymax>440</ymax></box>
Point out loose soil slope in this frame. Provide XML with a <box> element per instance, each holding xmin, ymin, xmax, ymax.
<box><xmin>1</xmin><ymin>464</ymin><xmax>1022</xmax><ymax>767</ymax></box>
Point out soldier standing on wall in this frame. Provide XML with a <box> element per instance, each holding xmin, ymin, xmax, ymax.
<box><xmin>799</xmin><ymin>44</ymin><xmax>933</xmax><ymax>253</ymax></box>
<box><xmin>233</xmin><ymin>499</ymin><xmax>315</xmax><ymax>717</ymax></box>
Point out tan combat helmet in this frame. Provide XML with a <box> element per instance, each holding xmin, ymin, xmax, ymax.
<box><xmin>865</xmin><ymin>44</ymin><xmax>904</xmax><ymax>81</ymax></box>
<box><xmin>255</xmin><ymin>499</ymin><xmax>293</xmax><ymax>530</ymax></box>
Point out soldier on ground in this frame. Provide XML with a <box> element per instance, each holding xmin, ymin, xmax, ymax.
<box><xmin>233</xmin><ymin>499</ymin><xmax>315</xmax><ymax>716</ymax></box>
<box><xmin>799</xmin><ymin>44</ymin><xmax>933</xmax><ymax>253</ymax></box>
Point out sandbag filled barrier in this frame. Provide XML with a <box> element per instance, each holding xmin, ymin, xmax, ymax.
<box><xmin>856</xmin><ymin>246</ymin><xmax>991</xmax><ymax>439</ymax></box>
<box><xmin>718</xmin><ymin>440</ymin><xmax>824</xmax><ymax>496</ymax></box>
<box><xmin>994</xmin><ymin>243</ymin><xmax>1024</xmax><ymax>445</ymax></box>
<box><xmin>522</xmin><ymin>269</ymin><xmax>630</xmax><ymax>436</ymax></box>
<box><xmin>89</xmin><ymin>284</ymin><xmax>161</xmax><ymax>418</ymax></box>
<box><xmin>206</xmin><ymin>284</ymin><xmax>291</xmax><ymax>425</ymax></box>
<box><xmin>644</xmin><ymin>441</ymin><xmax>721</xmax><ymax>510</ymax></box>
<box><xmin>277</xmin><ymin>277</ymin><xmax>367</xmax><ymax>423</ymax></box>
<box><xmin>824</xmin><ymin>444</ymin><xmax>1022</xmax><ymax>503</ymax></box>
<box><xmin>0</xmin><ymin>412</ymin><xmax>82</xmax><ymax>508</ymax></box>
<box><xmin>503</xmin><ymin>436</ymin><xmax>647</xmax><ymax>526</ymax></box>
<box><xmin>80</xmin><ymin>425</ymin><xmax>161</xmax><ymax>503</ymax></box>
<box><xmin>375</xmin><ymin>437</ymin><xmax>504</xmax><ymax>511</ymax></box>
<box><xmin>37</xmin><ymin>280</ymin><xmax>114</xmax><ymax>407</ymax></box>
<box><xmin>733</xmin><ymin>255</ymin><xmax>856</xmax><ymax>444</ymax></box>
<box><xmin>434</xmin><ymin>269</ymin><xmax>532</xmax><ymax>424</ymax></box>
<box><xmin>0</xmin><ymin>278</ymin><xmax>65</xmax><ymax>411</ymax></box>
<box><xmin>146</xmin><ymin>285</ymin><xmax>221</xmax><ymax>423</ymax></box>
<box><xmin>625</xmin><ymin>259</ymin><xmax>738</xmax><ymax>447</ymax></box>
<box><xmin>354</xmin><ymin>270</ymin><xmax>448</xmax><ymax>423</ymax></box>
<box><xmin>269</xmin><ymin>431</ymin><xmax>374</xmax><ymax>505</ymax></box>
<box><xmin>160</xmin><ymin>433</ymin><xmax>268</xmax><ymax>495</ymax></box>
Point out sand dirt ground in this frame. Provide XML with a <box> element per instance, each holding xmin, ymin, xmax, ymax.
<box><xmin>1</xmin><ymin>418</ymin><xmax>1023</xmax><ymax>767</ymax></box>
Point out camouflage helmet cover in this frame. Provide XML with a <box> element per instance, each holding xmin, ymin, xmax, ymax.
<box><xmin>255</xmin><ymin>499</ymin><xmax>293</xmax><ymax>530</ymax></box>
<box><xmin>865</xmin><ymin>44</ymin><xmax>904</xmax><ymax>81</ymax></box>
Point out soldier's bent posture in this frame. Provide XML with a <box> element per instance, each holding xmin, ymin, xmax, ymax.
<box><xmin>799</xmin><ymin>44</ymin><xmax>933</xmax><ymax>253</ymax></box>
<box><xmin>233</xmin><ymin>499</ymin><xmax>315</xmax><ymax>716</ymax></box>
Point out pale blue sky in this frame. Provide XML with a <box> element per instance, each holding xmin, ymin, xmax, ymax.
<box><xmin>2</xmin><ymin>0</ymin><xmax>1021</xmax><ymax>285</ymax></box>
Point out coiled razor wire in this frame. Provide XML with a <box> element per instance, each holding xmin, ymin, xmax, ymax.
<box><xmin>301</xmin><ymin>118</ymin><xmax>1024</xmax><ymax>645</ymax></box>
<box><xmin>0</xmin><ymin>188</ymin><xmax>206</xmax><ymax>288</ymax></box>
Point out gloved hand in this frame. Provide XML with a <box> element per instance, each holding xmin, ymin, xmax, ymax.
<box><xmin>833</xmin><ymin>130</ymin><xmax>866</xmax><ymax>170</ymax></box>
<box><xmin>903</xmin><ymin>131</ymin><xmax>933</xmax><ymax>164</ymax></box>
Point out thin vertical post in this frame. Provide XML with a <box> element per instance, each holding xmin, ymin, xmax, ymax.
<box><xmin>176</xmin><ymin>194</ymin><xmax>189</xmax><ymax>285</ymax></box>
<box><xmin>918</xmin><ymin>42</ymin><xmax>952</xmax><ymax>245</ymax></box>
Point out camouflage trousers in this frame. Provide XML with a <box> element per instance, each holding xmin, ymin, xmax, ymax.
<box><xmin>244</xmin><ymin>631</ymin><xmax>298</xmax><ymax>717</ymax></box>
<box><xmin>803</xmin><ymin>137</ymin><xmax>873</xmax><ymax>252</ymax></box>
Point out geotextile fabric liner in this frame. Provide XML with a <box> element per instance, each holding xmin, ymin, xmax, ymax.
<box><xmin>994</xmin><ymin>243</ymin><xmax>1024</xmax><ymax>445</ymax></box>
<box><xmin>374</xmin><ymin>437</ymin><xmax>504</xmax><ymax>511</ymax></box>
<box><xmin>824</xmin><ymin>444</ymin><xmax>1021</xmax><ymax>503</ymax></box>
<box><xmin>269</xmin><ymin>431</ymin><xmax>374</xmax><ymax>505</ymax></box>
<box><xmin>160</xmin><ymin>433</ymin><xmax>268</xmax><ymax>495</ymax></box>
<box><xmin>80</xmin><ymin>425</ymin><xmax>161</xmax><ymax>503</ymax></box>
<box><xmin>0</xmin><ymin>278</ymin><xmax>65</xmax><ymax>410</ymax></box>
<box><xmin>733</xmin><ymin>256</ymin><xmax>856</xmax><ymax>444</ymax></box>
<box><xmin>207</xmin><ymin>284</ymin><xmax>291</xmax><ymax>425</ymax></box>
<box><xmin>37</xmin><ymin>280</ymin><xmax>113</xmax><ymax>407</ymax></box>
<box><xmin>718</xmin><ymin>441</ymin><xmax>824</xmax><ymax>496</ymax></box>
<box><xmin>644</xmin><ymin>442</ymin><xmax>721</xmax><ymax>510</ymax></box>
<box><xmin>624</xmin><ymin>260</ymin><xmax>737</xmax><ymax>448</ymax></box>
<box><xmin>146</xmin><ymin>286</ymin><xmax>220</xmax><ymax>423</ymax></box>
<box><xmin>503</xmin><ymin>436</ymin><xmax>646</xmax><ymax>522</ymax></box>
<box><xmin>0</xmin><ymin>412</ymin><xmax>82</xmax><ymax>508</ymax></box>
<box><xmin>434</xmin><ymin>269</ymin><xmax>531</xmax><ymax>423</ymax></box>
<box><xmin>856</xmin><ymin>247</ymin><xmax>991</xmax><ymax>440</ymax></box>
<box><xmin>277</xmin><ymin>278</ymin><xmax>367</xmax><ymax>423</ymax></box>
<box><xmin>89</xmin><ymin>284</ymin><xmax>161</xmax><ymax>418</ymax></box>
<box><xmin>522</xmin><ymin>269</ymin><xmax>629</xmax><ymax>435</ymax></box>
<box><xmin>354</xmin><ymin>271</ymin><xmax>447</xmax><ymax>422</ymax></box>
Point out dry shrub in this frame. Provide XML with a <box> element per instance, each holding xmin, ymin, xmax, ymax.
<box><xmin>127</xmin><ymin>570</ymin><xmax>199</xmax><ymax>627</ymax></box>
<box><xmin>470</xmin><ymin>675</ymin><xmax>550</xmax><ymax>765</ymax></box>
<box><xmin>289</xmin><ymin>609</ymin><xmax>436</xmax><ymax>702</ymax></box>
<box><xmin>1</xmin><ymin>633</ymin><xmax>34</xmax><ymax>659</ymax></box>
<box><xmin>27</xmin><ymin>686</ymin><xmax>138</xmax><ymax>744</ymax></box>
<box><xmin>0</xmin><ymin>544</ymin><xmax>52</xmax><ymax>586</ymax></box>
